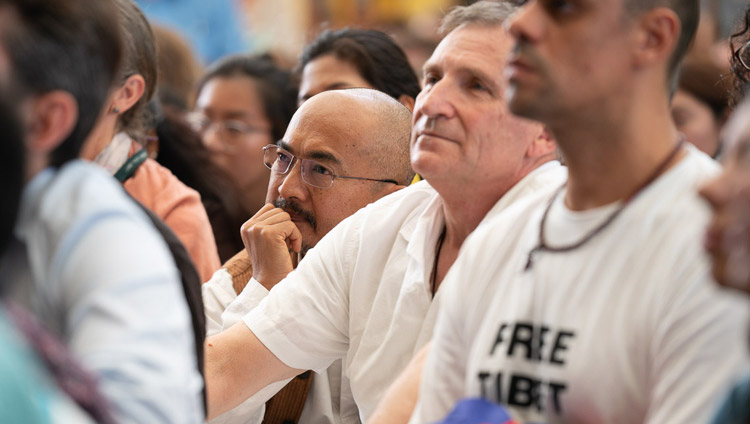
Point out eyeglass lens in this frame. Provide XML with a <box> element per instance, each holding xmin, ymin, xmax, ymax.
<box><xmin>263</xmin><ymin>146</ymin><xmax>334</xmax><ymax>188</ymax></box>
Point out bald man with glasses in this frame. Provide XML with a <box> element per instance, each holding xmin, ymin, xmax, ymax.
<box><xmin>202</xmin><ymin>88</ymin><xmax>413</xmax><ymax>423</ymax></box>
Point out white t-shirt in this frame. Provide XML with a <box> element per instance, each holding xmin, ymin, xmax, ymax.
<box><xmin>243</xmin><ymin>162</ymin><xmax>567</xmax><ymax>421</ymax></box>
<box><xmin>413</xmin><ymin>147</ymin><xmax>750</xmax><ymax>424</ymax></box>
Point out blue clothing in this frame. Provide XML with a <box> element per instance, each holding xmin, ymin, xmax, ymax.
<box><xmin>1</xmin><ymin>161</ymin><xmax>203</xmax><ymax>423</ymax></box>
<box><xmin>135</xmin><ymin>0</ymin><xmax>247</xmax><ymax>64</ymax></box>
<box><xmin>712</xmin><ymin>377</ymin><xmax>750</xmax><ymax>424</ymax></box>
<box><xmin>0</xmin><ymin>309</ymin><xmax>92</xmax><ymax>423</ymax></box>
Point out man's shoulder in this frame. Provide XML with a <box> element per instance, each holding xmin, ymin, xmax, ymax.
<box><xmin>21</xmin><ymin>160</ymin><xmax>161</xmax><ymax>257</ymax></box>
<box><xmin>351</xmin><ymin>179</ymin><xmax>441</xmax><ymax>229</ymax></box>
<box><xmin>33</xmin><ymin>160</ymin><xmax>146</xmax><ymax>225</ymax></box>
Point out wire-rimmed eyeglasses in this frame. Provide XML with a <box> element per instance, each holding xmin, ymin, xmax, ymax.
<box><xmin>262</xmin><ymin>144</ymin><xmax>398</xmax><ymax>189</ymax></box>
<box><xmin>740</xmin><ymin>41</ymin><xmax>750</xmax><ymax>71</ymax></box>
<box><xmin>187</xmin><ymin>112</ymin><xmax>270</xmax><ymax>152</ymax></box>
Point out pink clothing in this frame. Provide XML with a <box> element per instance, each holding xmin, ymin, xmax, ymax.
<box><xmin>124</xmin><ymin>157</ymin><xmax>220</xmax><ymax>281</ymax></box>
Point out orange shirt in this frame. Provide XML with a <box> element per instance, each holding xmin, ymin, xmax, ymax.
<box><xmin>124</xmin><ymin>157</ymin><xmax>221</xmax><ymax>282</ymax></box>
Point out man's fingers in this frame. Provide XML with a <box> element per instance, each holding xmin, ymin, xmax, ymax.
<box><xmin>287</xmin><ymin>224</ymin><xmax>303</xmax><ymax>253</ymax></box>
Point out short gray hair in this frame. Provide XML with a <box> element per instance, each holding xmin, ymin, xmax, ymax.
<box><xmin>438</xmin><ymin>0</ymin><xmax>519</xmax><ymax>36</ymax></box>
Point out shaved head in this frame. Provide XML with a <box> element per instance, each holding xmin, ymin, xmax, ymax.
<box><xmin>294</xmin><ymin>88</ymin><xmax>414</xmax><ymax>186</ymax></box>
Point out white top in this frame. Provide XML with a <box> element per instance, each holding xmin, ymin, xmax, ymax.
<box><xmin>1</xmin><ymin>161</ymin><xmax>204</xmax><ymax>423</ymax></box>
<box><xmin>412</xmin><ymin>147</ymin><xmax>750</xmax><ymax>424</ymax></box>
<box><xmin>243</xmin><ymin>162</ymin><xmax>567</xmax><ymax>421</ymax></box>
<box><xmin>203</xmin><ymin>271</ymin><xmax>353</xmax><ymax>424</ymax></box>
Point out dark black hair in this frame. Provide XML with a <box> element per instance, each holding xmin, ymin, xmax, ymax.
<box><xmin>297</xmin><ymin>28</ymin><xmax>421</xmax><ymax>101</ymax></box>
<box><xmin>729</xmin><ymin>3</ymin><xmax>750</xmax><ymax>105</ymax></box>
<box><xmin>0</xmin><ymin>0</ymin><xmax>122</xmax><ymax>167</ymax></box>
<box><xmin>0</xmin><ymin>94</ymin><xmax>24</xmax><ymax>257</ymax></box>
<box><xmin>197</xmin><ymin>54</ymin><xmax>297</xmax><ymax>142</ymax></box>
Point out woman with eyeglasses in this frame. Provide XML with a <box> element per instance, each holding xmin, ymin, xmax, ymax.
<box><xmin>192</xmin><ymin>54</ymin><xmax>297</xmax><ymax>259</ymax></box>
<box><xmin>78</xmin><ymin>0</ymin><xmax>220</xmax><ymax>281</ymax></box>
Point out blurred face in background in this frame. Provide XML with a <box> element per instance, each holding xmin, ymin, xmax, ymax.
<box><xmin>297</xmin><ymin>54</ymin><xmax>373</xmax><ymax>106</ymax></box>
<box><xmin>671</xmin><ymin>88</ymin><xmax>721</xmax><ymax>157</ymax></box>
<box><xmin>699</xmin><ymin>100</ymin><xmax>750</xmax><ymax>294</ymax></box>
<box><xmin>193</xmin><ymin>75</ymin><xmax>272</xmax><ymax>199</ymax></box>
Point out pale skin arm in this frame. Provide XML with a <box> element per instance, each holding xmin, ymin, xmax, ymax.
<box><xmin>205</xmin><ymin>321</ymin><xmax>304</xmax><ymax>420</ymax></box>
<box><xmin>241</xmin><ymin>203</ymin><xmax>302</xmax><ymax>290</ymax></box>
<box><xmin>369</xmin><ymin>342</ymin><xmax>431</xmax><ymax>424</ymax></box>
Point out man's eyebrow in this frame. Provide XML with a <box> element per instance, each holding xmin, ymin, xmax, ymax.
<box><xmin>422</xmin><ymin>61</ymin><xmax>439</xmax><ymax>76</ymax></box>
<box><xmin>277</xmin><ymin>140</ymin><xmax>341</xmax><ymax>165</ymax></box>
<box><xmin>306</xmin><ymin>150</ymin><xmax>341</xmax><ymax>165</ymax></box>
<box><xmin>278</xmin><ymin>140</ymin><xmax>296</xmax><ymax>154</ymax></box>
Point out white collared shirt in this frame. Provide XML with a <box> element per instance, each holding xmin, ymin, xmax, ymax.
<box><xmin>242</xmin><ymin>161</ymin><xmax>567</xmax><ymax>422</ymax></box>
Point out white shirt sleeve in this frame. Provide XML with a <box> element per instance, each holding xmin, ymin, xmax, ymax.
<box><xmin>242</xmin><ymin>212</ymin><xmax>362</xmax><ymax>372</ymax></box>
<box><xmin>221</xmin><ymin>278</ymin><xmax>269</xmax><ymax>331</ymax></box>
<box><xmin>202</xmin><ymin>268</ymin><xmax>239</xmax><ymax>337</ymax></box>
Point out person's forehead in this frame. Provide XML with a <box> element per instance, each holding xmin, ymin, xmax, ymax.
<box><xmin>299</xmin><ymin>55</ymin><xmax>374</xmax><ymax>102</ymax></box>
<box><xmin>284</xmin><ymin>102</ymin><xmax>374</xmax><ymax>169</ymax></box>
<box><xmin>196</xmin><ymin>76</ymin><xmax>266</xmax><ymax>118</ymax></box>
<box><xmin>425</xmin><ymin>24</ymin><xmax>510</xmax><ymax>76</ymax></box>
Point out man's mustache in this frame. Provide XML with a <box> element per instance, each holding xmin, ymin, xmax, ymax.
<box><xmin>273</xmin><ymin>198</ymin><xmax>316</xmax><ymax>230</ymax></box>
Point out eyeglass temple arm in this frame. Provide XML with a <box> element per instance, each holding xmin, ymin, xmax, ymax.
<box><xmin>336</xmin><ymin>175</ymin><xmax>399</xmax><ymax>185</ymax></box>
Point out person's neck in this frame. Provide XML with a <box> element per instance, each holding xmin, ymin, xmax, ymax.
<box><xmin>550</xmin><ymin>95</ymin><xmax>682</xmax><ymax>211</ymax></box>
<box><xmin>428</xmin><ymin>169</ymin><xmax>532</xmax><ymax>293</ymax></box>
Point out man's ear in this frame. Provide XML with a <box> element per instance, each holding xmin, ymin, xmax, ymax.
<box><xmin>25</xmin><ymin>90</ymin><xmax>78</xmax><ymax>155</ymax></box>
<box><xmin>398</xmin><ymin>94</ymin><xmax>415</xmax><ymax>112</ymax></box>
<box><xmin>525</xmin><ymin>126</ymin><xmax>557</xmax><ymax>158</ymax></box>
<box><xmin>110</xmin><ymin>74</ymin><xmax>146</xmax><ymax>115</ymax></box>
<box><xmin>632</xmin><ymin>7</ymin><xmax>680</xmax><ymax>69</ymax></box>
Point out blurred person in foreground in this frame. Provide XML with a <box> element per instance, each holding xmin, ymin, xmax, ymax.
<box><xmin>0</xmin><ymin>0</ymin><xmax>203</xmax><ymax>421</ymax></box>
<box><xmin>700</xmin><ymin>89</ymin><xmax>750</xmax><ymax>424</ymax></box>
<box><xmin>80</xmin><ymin>0</ymin><xmax>220</xmax><ymax>282</ymax></box>
<box><xmin>204</xmin><ymin>2</ymin><xmax>563</xmax><ymax>421</ymax></box>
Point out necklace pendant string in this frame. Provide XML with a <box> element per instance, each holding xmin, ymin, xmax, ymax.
<box><xmin>524</xmin><ymin>137</ymin><xmax>685</xmax><ymax>272</ymax></box>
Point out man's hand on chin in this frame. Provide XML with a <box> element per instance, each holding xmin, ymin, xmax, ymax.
<box><xmin>241</xmin><ymin>203</ymin><xmax>302</xmax><ymax>290</ymax></box>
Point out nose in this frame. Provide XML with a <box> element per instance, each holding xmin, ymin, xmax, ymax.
<box><xmin>699</xmin><ymin>173</ymin><xmax>730</xmax><ymax>210</ymax></box>
<box><xmin>202</xmin><ymin>125</ymin><xmax>224</xmax><ymax>153</ymax></box>
<box><xmin>276</xmin><ymin>160</ymin><xmax>309</xmax><ymax>202</ymax></box>
<box><xmin>414</xmin><ymin>78</ymin><xmax>456</xmax><ymax>121</ymax></box>
<box><xmin>507</xmin><ymin>1</ymin><xmax>543</xmax><ymax>44</ymax></box>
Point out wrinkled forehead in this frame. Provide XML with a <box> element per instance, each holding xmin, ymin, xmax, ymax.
<box><xmin>425</xmin><ymin>24</ymin><xmax>512</xmax><ymax>79</ymax></box>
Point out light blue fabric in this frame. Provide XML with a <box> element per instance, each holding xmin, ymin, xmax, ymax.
<box><xmin>0</xmin><ymin>309</ymin><xmax>93</xmax><ymax>423</ymax></box>
<box><xmin>1</xmin><ymin>160</ymin><xmax>203</xmax><ymax>423</ymax></box>
<box><xmin>135</xmin><ymin>0</ymin><xmax>248</xmax><ymax>64</ymax></box>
